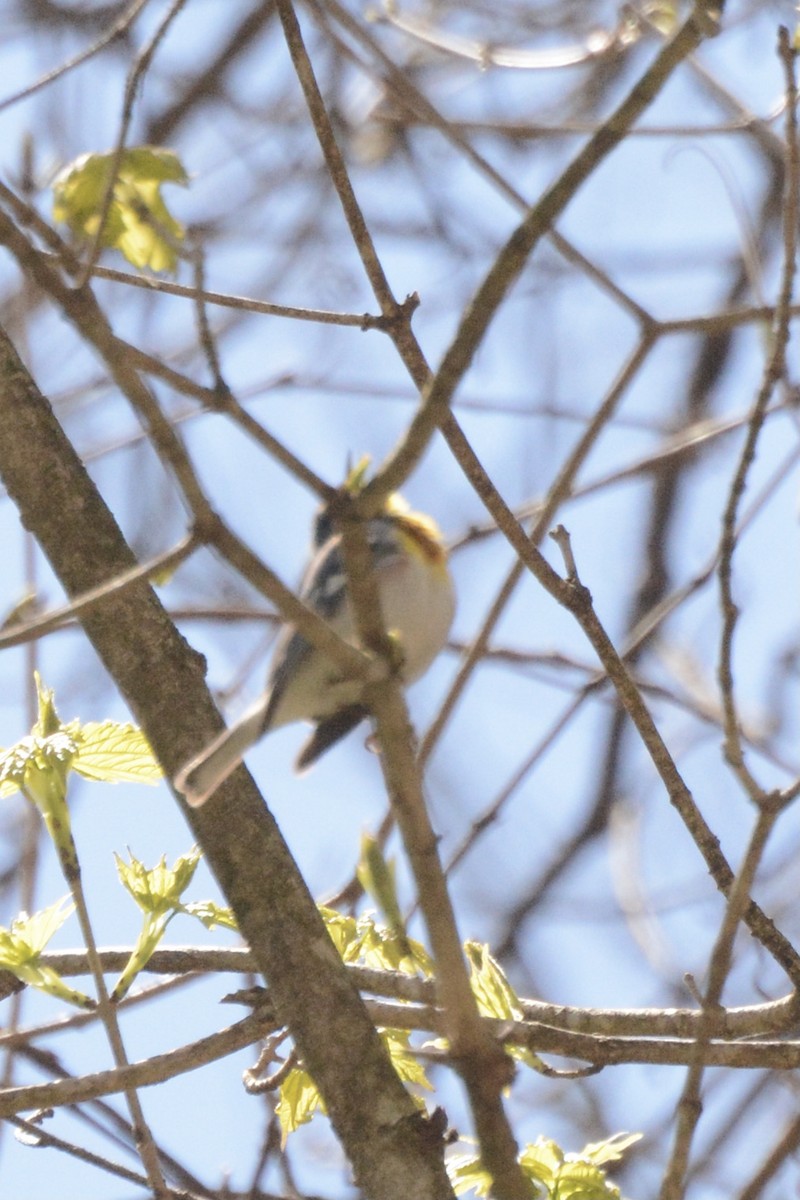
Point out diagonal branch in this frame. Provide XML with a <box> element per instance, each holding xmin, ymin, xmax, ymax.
<box><xmin>0</xmin><ymin>323</ymin><xmax>454</xmax><ymax>1200</ymax></box>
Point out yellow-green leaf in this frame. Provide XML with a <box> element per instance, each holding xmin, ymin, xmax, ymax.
<box><xmin>13</xmin><ymin>962</ymin><xmax>95</xmax><ymax>1010</ymax></box>
<box><xmin>33</xmin><ymin>673</ymin><xmax>63</xmax><ymax>738</ymax></box>
<box><xmin>276</xmin><ymin>1067</ymin><xmax>325</xmax><ymax>1143</ymax></box>
<box><xmin>1</xmin><ymin>679</ymin><xmax>161</xmax><ymax>797</ymax></box>
<box><xmin>449</xmin><ymin>1133</ymin><xmax>640</xmax><ymax>1199</ymax></box>
<box><xmin>647</xmin><ymin>2</ymin><xmax>678</xmax><ymax>35</ymax></box>
<box><xmin>357</xmin><ymin>916</ymin><xmax>433</xmax><ymax>976</ymax></box>
<box><xmin>182</xmin><ymin>900</ymin><xmax>239</xmax><ymax>931</ymax></box>
<box><xmin>0</xmin><ymin>898</ymin><xmax>93</xmax><ymax>1008</ymax></box>
<box><xmin>319</xmin><ymin>904</ymin><xmax>432</xmax><ymax>976</ymax></box>
<box><xmin>0</xmin><ymin>732</ymin><xmax>76</xmax><ymax>804</ymax></box>
<box><xmin>53</xmin><ymin>146</ymin><xmax>188</xmax><ymax>272</ymax></box>
<box><xmin>115</xmin><ymin>848</ymin><xmax>201</xmax><ymax>914</ymax></box>
<box><xmin>71</xmin><ymin>721</ymin><xmax>162</xmax><ymax>784</ymax></box>
<box><xmin>380</xmin><ymin>1029</ymin><xmax>432</xmax><ymax>1094</ymax></box>
<box><xmin>0</xmin><ymin>897</ymin><xmax>73</xmax><ymax>961</ymax></box>
<box><xmin>524</xmin><ymin>1133</ymin><xmax>639</xmax><ymax>1198</ymax></box>
<box><xmin>357</xmin><ymin>834</ymin><xmax>413</xmax><ymax>956</ymax></box>
<box><xmin>112</xmin><ymin>848</ymin><xmax>202</xmax><ymax>999</ymax></box>
<box><xmin>581</xmin><ymin>1132</ymin><xmax>642</xmax><ymax>1167</ymax></box>
<box><xmin>0</xmin><ymin>590</ymin><xmax>40</xmax><ymax>631</ymax></box>
<box><xmin>466</xmin><ymin>941</ymin><xmax>521</xmax><ymax>1021</ymax></box>
<box><xmin>111</xmin><ymin>911</ymin><xmax>172</xmax><ymax>1002</ymax></box>
<box><xmin>319</xmin><ymin>905</ymin><xmax>361</xmax><ymax>961</ymax></box>
<box><xmin>343</xmin><ymin>455</ymin><xmax>372</xmax><ymax>494</ymax></box>
<box><xmin>448</xmin><ymin>1154</ymin><xmax>497</xmax><ymax>1198</ymax></box>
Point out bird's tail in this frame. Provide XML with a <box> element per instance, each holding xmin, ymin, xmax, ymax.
<box><xmin>174</xmin><ymin>702</ymin><xmax>268</xmax><ymax>807</ymax></box>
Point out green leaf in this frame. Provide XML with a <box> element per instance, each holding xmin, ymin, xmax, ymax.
<box><xmin>0</xmin><ymin>590</ymin><xmax>40</xmax><ymax>632</ymax></box>
<box><xmin>182</xmin><ymin>900</ymin><xmax>239</xmax><ymax>931</ymax></box>
<box><xmin>319</xmin><ymin>904</ymin><xmax>433</xmax><ymax>976</ymax></box>
<box><xmin>318</xmin><ymin>905</ymin><xmax>361</xmax><ymax>960</ymax></box>
<box><xmin>448</xmin><ymin>1133</ymin><xmax>641</xmax><ymax>1199</ymax></box>
<box><xmin>276</xmin><ymin>1066</ymin><xmax>326</xmax><ymax>1143</ymax></box>
<box><xmin>0</xmin><ymin>678</ymin><xmax>77</xmax><ymax>857</ymax></box>
<box><xmin>0</xmin><ymin>899</ymin><xmax>94</xmax><ymax>1009</ymax></box>
<box><xmin>380</xmin><ymin>1028</ymin><xmax>432</xmax><ymax>1094</ymax></box>
<box><xmin>274</xmin><ymin>1028</ymin><xmax>433</xmax><ymax>1143</ymax></box>
<box><xmin>463</xmin><ymin>941</ymin><xmax>554</xmax><ymax>1072</ymax></box>
<box><xmin>69</xmin><ymin>721</ymin><xmax>162</xmax><ymax>785</ymax></box>
<box><xmin>448</xmin><ymin>1153</ymin><xmax>498</xmax><ymax>1198</ymax></box>
<box><xmin>581</xmin><ymin>1133</ymin><xmax>642</xmax><ymax>1168</ymax></box>
<box><xmin>116</xmin><ymin>847</ymin><xmax>202</xmax><ymax>916</ymax></box>
<box><xmin>273</xmin><ymin>905</ymin><xmax>437</xmax><ymax>1142</ymax></box>
<box><xmin>111</xmin><ymin>911</ymin><xmax>172</xmax><ymax>1002</ymax></box>
<box><xmin>356</xmin><ymin>834</ymin><xmax>433</xmax><ymax>972</ymax></box>
<box><xmin>357</xmin><ymin>833</ymin><xmax>405</xmax><ymax>936</ymax></box>
<box><xmin>112</xmin><ymin>848</ymin><xmax>202</xmax><ymax>999</ymax></box>
<box><xmin>0</xmin><ymin>731</ymin><xmax>76</xmax><ymax>803</ymax></box>
<box><xmin>519</xmin><ymin>1139</ymin><xmax>566</xmax><ymax>1192</ymax></box>
<box><xmin>0</xmin><ymin>677</ymin><xmax>161</xmax><ymax>799</ymax></box>
<box><xmin>465</xmin><ymin>940</ymin><xmax>521</xmax><ymax>1020</ymax></box>
<box><xmin>273</xmin><ymin>909</ymin><xmax>434</xmax><ymax>1143</ymax></box>
<box><xmin>356</xmin><ymin>913</ymin><xmax>434</xmax><ymax>976</ymax></box>
<box><xmin>647</xmin><ymin>3</ymin><xmax>678</xmax><ymax>35</ymax></box>
<box><xmin>32</xmin><ymin>673</ymin><xmax>63</xmax><ymax>738</ymax></box>
<box><xmin>53</xmin><ymin>146</ymin><xmax>188</xmax><ymax>272</ymax></box>
<box><xmin>274</xmin><ymin>1035</ymin><xmax>433</xmax><ymax>1144</ymax></box>
<box><xmin>0</xmin><ymin>897</ymin><xmax>73</xmax><ymax>961</ymax></box>
<box><xmin>343</xmin><ymin>455</ymin><xmax>372</xmax><ymax>495</ymax></box>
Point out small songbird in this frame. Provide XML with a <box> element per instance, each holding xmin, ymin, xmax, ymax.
<box><xmin>174</xmin><ymin>488</ymin><xmax>455</xmax><ymax>807</ymax></box>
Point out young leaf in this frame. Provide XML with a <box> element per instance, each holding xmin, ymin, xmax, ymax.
<box><xmin>1</xmin><ymin>675</ymin><xmax>74</xmax><ymax>798</ymax></box>
<box><xmin>465</xmin><ymin>940</ymin><xmax>522</xmax><ymax>1020</ymax></box>
<box><xmin>448</xmin><ymin>1133</ymin><xmax>642</xmax><ymax>1199</ymax></box>
<box><xmin>318</xmin><ymin>905</ymin><xmax>361</xmax><ymax>961</ymax></box>
<box><xmin>275</xmin><ymin>1034</ymin><xmax>433</xmax><ymax>1144</ymax></box>
<box><xmin>582</xmin><ymin>1133</ymin><xmax>643</xmax><ymax>1167</ymax></box>
<box><xmin>0</xmin><ymin>899</ymin><xmax>94</xmax><ymax>1009</ymax></box>
<box><xmin>462</xmin><ymin>940</ymin><xmax>554</xmax><ymax>1072</ymax></box>
<box><xmin>356</xmin><ymin>834</ymin><xmax>433</xmax><ymax>973</ymax></box>
<box><xmin>356</xmin><ymin>914</ymin><xmax>433</xmax><ymax>976</ymax></box>
<box><xmin>0</xmin><ymin>678</ymin><xmax>78</xmax><ymax>862</ymax></box>
<box><xmin>276</xmin><ymin>1066</ymin><xmax>326</xmax><ymax>1143</ymax></box>
<box><xmin>53</xmin><ymin>146</ymin><xmax>188</xmax><ymax>272</ymax></box>
<box><xmin>111</xmin><ymin>910</ymin><xmax>172</xmax><ymax>1002</ymax></box>
<box><xmin>68</xmin><ymin>721</ymin><xmax>162</xmax><ymax>785</ymax></box>
<box><xmin>117</xmin><ymin>847</ymin><xmax>202</xmax><ymax>913</ymax></box>
<box><xmin>380</xmin><ymin>1029</ymin><xmax>432</xmax><ymax>1094</ymax></box>
<box><xmin>447</xmin><ymin>1153</ymin><xmax>497</xmax><ymax>1198</ymax></box>
<box><xmin>112</xmin><ymin>848</ymin><xmax>203</xmax><ymax>999</ymax></box>
<box><xmin>182</xmin><ymin>900</ymin><xmax>239</xmax><ymax>931</ymax></box>
<box><xmin>319</xmin><ymin>904</ymin><xmax>433</xmax><ymax>976</ymax></box>
<box><xmin>357</xmin><ymin>834</ymin><xmax>405</xmax><ymax>936</ymax></box>
<box><xmin>0</xmin><ymin>731</ymin><xmax>76</xmax><ymax>804</ymax></box>
<box><xmin>0</xmin><ymin>677</ymin><xmax>161</xmax><ymax>799</ymax></box>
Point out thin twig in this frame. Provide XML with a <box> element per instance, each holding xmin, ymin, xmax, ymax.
<box><xmin>659</xmin><ymin>803</ymin><xmax>781</xmax><ymax>1200</ymax></box>
<box><xmin>364</xmin><ymin>3</ymin><xmax>723</xmax><ymax>508</ymax></box>
<box><xmin>22</xmin><ymin>793</ymin><xmax>169</xmax><ymax>1196</ymax></box>
<box><xmin>0</xmin><ymin>0</ymin><xmax>151</xmax><ymax>115</ymax></box>
<box><xmin>717</xmin><ymin>25</ymin><xmax>799</xmax><ymax>801</ymax></box>
<box><xmin>660</xmin><ymin>35</ymin><xmax>800</xmax><ymax>1197</ymax></box>
<box><xmin>0</xmin><ymin>212</ymin><xmax>368</xmax><ymax>682</ymax></box>
<box><xmin>73</xmin><ymin>0</ymin><xmax>191</xmax><ymax>287</ymax></box>
<box><xmin>0</xmin><ymin>535</ymin><xmax>199</xmax><ymax>651</ymax></box>
<box><xmin>66</xmin><ymin>256</ymin><xmax>389</xmax><ymax>327</ymax></box>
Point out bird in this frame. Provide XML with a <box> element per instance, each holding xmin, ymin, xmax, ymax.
<box><xmin>174</xmin><ymin>488</ymin><xmax>455</xmax><ymax>807</ymax></box>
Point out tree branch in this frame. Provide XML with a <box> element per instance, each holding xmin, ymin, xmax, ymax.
<box><xmin>0</xmin><ymin>323</ymin><xmax>454</xmax><ymax>1200</ymax></box>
